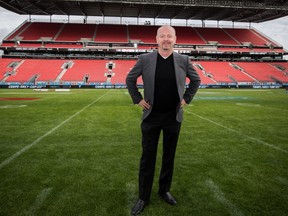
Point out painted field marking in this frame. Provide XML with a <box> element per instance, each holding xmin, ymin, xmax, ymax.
<box><xmin>236</xmin><ymin>103</ymin><xmax>261</xmax><ymax>107</ymax></box>
<box><xmin>194</xmin><ymin>96</ymin><xmax>248</xmax><ymax>100</ymax></box>
<box><xmin>226</xmin><ymin>90</ymin><xmax>271</xmax><ymax>92</ymax></box>
<box><xmin>186</xmin><ymin>110</ymin><xmax>288</xmax><ymax>154</ymax></box>
<box><xmin>0</xmin><ymin>91</ymin><xmax>110</xmax><ymax>170</ymax></box>
<box><xmin>197</xmin><ymin>92</ymin><xmax>229</xmax><ymax>94</ymax></box>
<box><xmin>0</xmin><ymin>98</ymin><xmax>39</xmax><ymax>100</ymax></box>
<box><xmin>0</xmin><ymin>93</ymin><xmax>70</xmax><ymax>95</ymax></box>
<box><xmin>205</xmin><ymin>179</ymin><xmax>244</xmax><ymax>216</ymax></box>
<box><xmin>126</xmin><ymin>182</ymin><xmax>137</xmax><ymax>214</ymax></box>
<box><xmin>0</xmin><ymin>105</ymin><xmax>27</xmax><ymax>108</ymax></box>
<box><xmin>27</xmin><ymin>187</ymin><xmax>53</xmax><ymax>216</ymax></box>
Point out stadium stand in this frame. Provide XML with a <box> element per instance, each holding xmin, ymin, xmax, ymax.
<box><xmin>272</xmin><ymin>62</ymin><xmax>288</xmax><ymax>73</ymax></box>
<box><xmin>174</xmin><ymin>27</ymin><xmax>206</xmax><ymax>45</ymax></box>
<box><xmin>236</xmin><ymin>62</ymin><xmax>288</xmax><ymax>83</ymax></box>
<box><xmin>0</xmin><ymin>58</ymin><xmax>21</xmax><ymax>81</ymax></box>
<box><xmin>6</xmin><ymin>23</ymin><xmax>277</xmax><ymax>48</ymax></box>
<box><xmin>56</xmin><ymin>23</ymin><xmax>96</xmax><ymax>42</ymax></box>
<box><xmin>0</xmin><ymin>0</ymin><xmax>287</xmax><ymax>88</ymax></box>
<box><xmin>61</xmin><ymin>60</ymin><xmax>107</xmax><ymax>83</ymax></box>
<box><xmin>224</xmin><ymin>28</ymin><xmax>276</xmax><ymax>47</ymax></box>
<box><xmin>6</xmin><ymin>22</ymin><xmax>30</xmax><ymax>40</ymax></box>
<box><xmin>191</xmin><ymin>63</ymin><xmax>216</xmax><ymax>85</ymax></box>
<box><xmin>45</xmin><ymin>44</ymin><xmax>83</xmax><ymax>48</ymax></box>
<box><xmin>128</xmin><ymin>25</ymin><xmax>159</xmax><ymax>44</ymax></box>
<box><xmin>18</xmin><ymin>22</ymin><xmax>62</xmax><ymax>41</ymax></box>
<box><xmin>195</xmin><ymin>28</ymin><xmax>240</xmax><ymax>45</ymax></box>
<box><xmin>5</xmin><ymin>59</ymin><xmax>65</xmax><ymax>83</ymax></box>
<box><xmin>0</xmin><ymin>20</ymin><xmax>287</xmax><ymax>87</ymax></box>
<box><xmin>195</xmin><ymin>61</ymin><xmax>255</xmax><ymax>83</ymax></box>
<box><xmin>95</xmin><ymin>24</ymin><xmax>128</xmax><ymax>43</ymax></box>
<box><xmin>111</xmin><ymin>60</ymin><xmax>137</xmax><ymax>84</ymax></box>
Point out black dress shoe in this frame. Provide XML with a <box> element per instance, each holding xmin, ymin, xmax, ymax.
<box><xmin>159</xmin><ymin>192</ymin><xmax>177</xmax><ymax>205</ymax></box>
<box><xmin>131</xmin><ymin>199</ymin><xmax>146</xmax><ymax>215</ymax></box>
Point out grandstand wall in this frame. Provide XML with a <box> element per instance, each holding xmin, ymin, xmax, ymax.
<box><xmin>0</xmin><ymin>21</ymin><xmax>287</xmax><ymax>89</ymax></box>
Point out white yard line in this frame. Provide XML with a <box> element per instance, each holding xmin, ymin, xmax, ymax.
<box><xmin>226</xmin><ymin>90</ymin><xmax>271</xmax><ymax>92</ymax></box>
<box><xmin>126</xmin><ymin>181</ymin><xmax>137</xmax><ymax>215</ymax></box>
<box><xmin>0</xmin><ymin>91</ymin><xmax>109</xmax><ymax>170</ymax></box>
<box><xmin>27</xmin><ymin>187</ymin><xmax>53</xmax><ymax>216</ymax></box>
<box><xmin>186</xmin><ymin>110</ymin><xmax>288</xmax><ymax>154</ymax></box>
<box><xmin>205</xmin><ymin>179</ymin><xmax>244</xmax><ymax>216</ymax></box>
<box><xmin>0</xmin><ymin>93</ymin><xmax>71</xmax><ymax>94</ymax></box>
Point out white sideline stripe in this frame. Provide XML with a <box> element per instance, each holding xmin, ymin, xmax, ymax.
<box><xmin>0</xmin><ymin>91</ymin><xmax>109</xmax><ymax>170</ymax></box>
<box><xmin>227</xmin><ymin>90</ymin><xmax>271</xmax><ymax>92</ymax></box>
<box><xmin>126</xmin><ymin>181</ymin><xmax>137</xmax><ymax>214</ymax></box>
<box><xmin>27</xmin><ymin>187</ymin><xmax>53</xmax><ymax>215</ymax></box>
<box><xmin>205</xmin><ymin>179</ymin><xmax>244</xmax><ymax>216</ymax></box>
<box><xmin>186</xmin><ymin>110</ymin><xmax>288</xmax><ymax>154</ymax></box>
<box><xmin>0</xmin><ymin>93</ymin><xmax>71</xmax><ymax>94</ymax></box>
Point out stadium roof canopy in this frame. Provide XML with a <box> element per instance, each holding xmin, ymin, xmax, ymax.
<box><xmin>0</xmin><ymin>0</ymin><xmax>288</xmax><ymax>23</ymax></box>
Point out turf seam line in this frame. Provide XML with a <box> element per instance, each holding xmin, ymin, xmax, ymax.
<box><xmin>186</xmin><ymin>111</ymin><xmax>288</xmax><ymax>154</ymax></box>
<box><xmin>205</xmin><ymin>179</ymin><xmax>244</xmax><ymax>216</ymax></box>
<box><xmin>0</xmin><ymin>91</ymin><xmax>109</xmax><ymax>170</ymax></box>
<box><xmin>27</xmin><ymin>187</ymin><xmax>53</xmax><ymax>216</ymax></box>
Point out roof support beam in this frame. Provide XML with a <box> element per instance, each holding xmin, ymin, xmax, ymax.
<box><xmin>58</xmin><ymin>0</ymin><xmax>288</xmax><ymax>11</ymax></box>
<box><xmin>256</xmin><ymin>10</ymin><xmax>288</xmax><ymax>22</ymax></box>
<box><xmin>223</xmin><ymin>8</ymin><xmax>246</xmax><ymax>21</ymax></box>
<box><xmin>51</xmin><ymin>1</ymin><xmax>68</xmax><ymax>16</ymax></box>
<box><xmin>155</xmin><ymin>5</ymin><xmax>167</xmax><ymax>18</ymax></box>
<box><xmin>119</xmin><ymin>3</ymin><xmax>124</xmax><ymax>17</ymax></box>
<box><xmin>0</xmin><ymin>0</ymin><xmax>287</xmax><ymax>23</ymax></box>
<box><xmin>201</xmin><ymin>8</ymin><xmax>221</xmax><ymax>20</ymax></box>
<box><xmin>236</xmin><ymin>9</ymin><xmax>266</xmax><ymax>22</ymax></box>
<box><xmin>0</xmin><ymin>0</ymin><xmax>27</xmax><ymax>14</ymax></box>
<box><xmin>25</xmin><ymin>0</ymin><xmax>49</xmax><ymax>15</ymax></box>
<box><xmin>99</xmin><ymin>2</ymin><xmax>104</xmax><ymax>16</ymax></box>
<box><xmin>137</xmin><ymin>4</ymin><xmax>145</xmax><ymax>18</ymax></box>
<box><xmin>171</xmin><ymin>6</ymin><xmax>186</xmax><ymax>19</ymax></box>
<box><xmin>187</xmin><ymin>7</ymin><xmax>208</xmax><ymax>20</ymax></box>
<box><xmin>75</xmin><ymin>2</ymin><xmax>87</xmax><ymax>16</ymax></box>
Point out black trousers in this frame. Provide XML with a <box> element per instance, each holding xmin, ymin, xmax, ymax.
<box><xmin>139</xmin><ymin>110</ymin><xmax>181</xmax><ymax>201</ymax></box>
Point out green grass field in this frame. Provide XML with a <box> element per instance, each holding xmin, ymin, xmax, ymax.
<box><xmin>0</xmin><ymin>88</ymin><xmax>287</xmax><ymax>216</ymax></box>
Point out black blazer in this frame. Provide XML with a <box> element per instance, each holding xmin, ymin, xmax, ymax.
<box><xmin>126</xmin><ymin>51</ymin><xmax>201</xmax><ymax>122</ymax></box>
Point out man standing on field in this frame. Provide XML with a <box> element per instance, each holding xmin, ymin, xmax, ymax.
<box><xmin>126</xmin><ymin>25</ymin><xmax>201</xmax><ymax>215</ymax></box>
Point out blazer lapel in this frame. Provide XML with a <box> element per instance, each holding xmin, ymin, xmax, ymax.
<box><xmin>147</xmin><ymin>51</ymin><xmax>157</xmax><ymax>104</ymax></box>
<box><xmin>149</xmin><ymin>51</ymin><xmax>157</xmax><ymax>79</ymax></box>
<box><xmin>173</xmin><ymin>52</ymin><xmax>183</xmax><ymax>100</ymax></box>
<box><xmin>173</xmin><ymin>52</ymin><xmax>180</xmax><ymax>83</ymax></box>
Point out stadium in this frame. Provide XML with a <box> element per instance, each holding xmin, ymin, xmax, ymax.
<box><xmin>0</xmin><ymin>0</ymin><xmax>287</xmax><ymax>215</ymax></box>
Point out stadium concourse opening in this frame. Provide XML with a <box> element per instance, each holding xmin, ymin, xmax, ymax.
<box><xmin>0</xmin><ymin>0</ymin><xmax>287</xmax><ymax>89</ymax></box>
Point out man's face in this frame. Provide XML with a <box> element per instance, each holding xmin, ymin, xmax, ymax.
<box><xmin>156</xmin><ymin>26</ymin><xmax>177</xmax><ymax>52</ymax></box>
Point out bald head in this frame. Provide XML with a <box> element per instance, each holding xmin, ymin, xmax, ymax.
<box><xmin>156</xmin><ymin>25</ymin><xmax>177</xmax><ymax>56</ymax></box>
<box><xmin>157</xmin><ymin>25</ymin><xmax>176</xmax><ymax>37</ymax></box>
